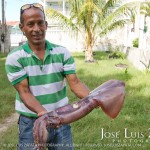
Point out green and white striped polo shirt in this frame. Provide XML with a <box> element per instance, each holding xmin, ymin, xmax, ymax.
<box><xmin>5</xmin><ymin>40</ymin><xmax>76</xmax><ymax>117</ymax></box>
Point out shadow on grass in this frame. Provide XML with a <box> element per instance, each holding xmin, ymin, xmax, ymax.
<box><xmin>72</xmin><ymin>51</ymin><xmax>109</xmax><ymax>61</ymax></box>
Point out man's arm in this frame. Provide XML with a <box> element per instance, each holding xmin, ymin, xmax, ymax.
<box><xmin>66</xmin><ymin>74</ymin><xmax>90</xmax><ymax>99</ymax></box>
<box><xmin>14</xmin><ymin>78</ymin><xmax>47</xmax><ymax>117</ymax></box>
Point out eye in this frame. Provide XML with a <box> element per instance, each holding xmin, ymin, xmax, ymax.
<box><xmin>38</xmin><ymin>21</ymin><xmax>45</xmax><ymax>26</ymax></box>
<box><xmin>27</xmin><ymin>22</ymin><xmax>33</xmax><ymax>27</ymax></box>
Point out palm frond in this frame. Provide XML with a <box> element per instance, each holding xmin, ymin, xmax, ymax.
<box><xmin>102</xmin><ymin>0</ymin><xmax>120</xmax><ymax>15</ymax></box>
<box><xmin>46</xmin><ymin>8</ymin><xmax>79</xmax><ymax>33</ymax></box>
<box><xmin>76</xmin><ymin>1</ymin><xmax>103</xmax><ymax>29</ymax></box>
<box><xmin>78</xmin><ymin>1</ymin><xmax>103</xmax><ymax>16</ymax></box>
<box><xmin>140</xmin><ymin>2</ymin><xmax>150</xmax><ymax>16</ymax></box>
<box><xmin>99</xmin><ymin>19</ymin><xmax>129</xmax><ymax>36</ymax></box>
<box><xmin>99</xmin><ymin>2</ymin><xmax>138</xmax><ymax>31</ymax></box>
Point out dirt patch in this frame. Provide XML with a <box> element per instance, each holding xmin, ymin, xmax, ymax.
<box><xmin>0</xmin><ymin>113</ymin><xmax>19</xmax><ymax>134</ymax></box>
<box><xmin>115</xmin><ymin>63</ymin><xmax>128</xmax><ymax>69</ymax></box>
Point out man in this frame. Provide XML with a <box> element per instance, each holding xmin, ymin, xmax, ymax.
<box><xmin>5</xmin><ymin>3</ymin><xmax>90</xmax><ymax>150</ymax></box>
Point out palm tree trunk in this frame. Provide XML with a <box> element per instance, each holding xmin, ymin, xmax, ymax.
<box><xmin>85</xmin><ymin>45</ymin><xmax>94</xmax><ymax>62</ymax></box>
<box><xmin>85</xmin><ymin>30</ymin><xmax>94</xmax><ymax>62</ymax></box>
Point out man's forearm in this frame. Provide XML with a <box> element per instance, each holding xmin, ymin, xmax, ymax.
<box><xmin>20</xmin><ymin>92</ymin><xmax>47</xmax><ymax>116</ymax></box>
<box><xmin>72</xmin><ymin>82</ymin><xmax>90</xmax><ymax>99</ymax></box>
<box><xmin>14</xmin><ymin>79</ymin><xmax>47</xmax><ymax>116</ymax></box>
<box><xmin>66</xmin><ymin>74</ymin><xmax>90</xmax><ymax>99</ymax></box>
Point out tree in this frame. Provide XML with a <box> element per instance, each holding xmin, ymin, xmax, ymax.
<box><xmin>140</xmin><ymin>2</ymin><xmax>150</xmax><ymax>17</ymax></box>
<box><xmin>45</xmin><ymin>0</ymin><xmax>138</xmax><ymax>62</ymax></box>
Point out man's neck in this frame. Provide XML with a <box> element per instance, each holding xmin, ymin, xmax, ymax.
<box><xmin>29</xmin><ymin>41</ymin><xmax>46</xmax><ymax>52</ymax></box>
<box><xmin>29</xmin><ymin>41</ymin><xmax>46</xmax><ymax>61</ymax></box>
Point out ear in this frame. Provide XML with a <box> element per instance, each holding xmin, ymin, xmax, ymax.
<box><xmin>45</xmin><ymin>21</ymin><xmax>48</xmax><ymax>29</ymax></box>
<box><xmin>19</xmin><ymin>23</ymin><xmax>24</xmax><ymax>33</ymax></box>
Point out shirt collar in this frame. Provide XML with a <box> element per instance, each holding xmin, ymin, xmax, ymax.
<box><xmin>22</xmin><ymin>40</ymin><xmax>53</xmax><ymax>54</ymax></box>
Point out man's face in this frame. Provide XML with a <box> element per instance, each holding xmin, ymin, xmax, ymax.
<box><xmin>19</xmin><ymin>7</ymin><xmax>47</xmax><ymax>45</ymax></box>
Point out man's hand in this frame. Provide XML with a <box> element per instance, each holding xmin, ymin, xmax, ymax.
<box><xmin>37</xmin><ymin>111</ymin><xmax>47</xmax><ymax>117</ymax></box>
<box><xmin>33</xmin><ymin>112</ymin><xmax>61</xmax><ymax>150</ymax></box>
<box><xmin>33</xmin><ymin>114</ymin><xmax>49</xmax><ymax>150</ymax></box>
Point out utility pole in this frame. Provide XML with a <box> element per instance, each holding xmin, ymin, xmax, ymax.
<box><xmin>1</xmin><ymin>0</ymin><xmax>5</xmax><ymax>53</ymax></box>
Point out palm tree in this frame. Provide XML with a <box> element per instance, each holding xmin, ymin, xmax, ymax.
<box><xmin>140</xmin><ymin>2</ymin><xmax>150</xmax><ymax>17</ymax></box>
<box><xmin>45</xmin><ymin>0</ymin><xmax>138</xmax><ymax>62</ymax></box>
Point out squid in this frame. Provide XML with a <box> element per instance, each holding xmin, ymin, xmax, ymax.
<box><xmin>33</xmin><ymin>79</ymin><xmax>125</xmax><ymax>150</ymax></box>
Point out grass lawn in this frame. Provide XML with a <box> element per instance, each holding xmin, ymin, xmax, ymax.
<box><xmin>0</xmin><ymin>51</ymin><xmax>150</xmax><ymax>150</ymax></box>
<box><xmin>0</xmin><ymin>53</ymin><xmax>15</xmax><ymax>122</ymax></box>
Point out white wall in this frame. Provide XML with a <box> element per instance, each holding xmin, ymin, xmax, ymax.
<box><xmin>46</xmin><ymin>27</ymin><xmax>84</xmax><ymax>51</ymax></box>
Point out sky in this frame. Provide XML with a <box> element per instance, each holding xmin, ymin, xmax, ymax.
<box><xmin>0</xmin><ymin>0</ymin><xmax>43</xmax><ymax>22</ymax></box>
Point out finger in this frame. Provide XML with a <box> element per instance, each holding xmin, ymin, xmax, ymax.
<box><xmin>33</xmin><ymin>116</ymin><xmax>43</xmax><ymax>134</ymax></box>
<box><xmin>33</xmin><ymin>118</ymin><xmax>48</xmax><ymax>150</ymax></box>
<box><xmin>33</xmin><ymin>116</ymin><xmax>45</xmax><ymax>143</ymax></box>
<box><xmin>38</xmin><ymin>121</ymin><xmax>48</xmax><ymax>150</ymax></box>
<box><xmin>33</xmin><ymin>120</ymin><xmax>39</xmax><ymax>143</ymax></box>
<box><xmin>33</xmin><ymin>119</ymin><xmax>42</xmax><ymax>145</ymax></box>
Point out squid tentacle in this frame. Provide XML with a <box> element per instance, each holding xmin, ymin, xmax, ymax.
<box><xmin>33</xmin><ymin>79</ymin><xmax>125</xmax><ymax>150</ymax></box>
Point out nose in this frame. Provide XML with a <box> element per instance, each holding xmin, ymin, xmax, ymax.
<box><xmin>33</xmin><ymin>24</ymin><xmax>40</xmax><ymax>32</ymax></box>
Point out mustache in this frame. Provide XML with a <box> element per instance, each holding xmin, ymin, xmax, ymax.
<box><xmin>32</xmin><ymin>33</ymin><xmax>43</xmax><ymax>36</ymax></box>
<box><xmin>32</xmin><ymin>31</ymin><xmax>43</xmax><ymax>35</ymax></box>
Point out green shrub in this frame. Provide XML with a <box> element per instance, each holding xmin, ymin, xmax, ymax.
<box><xmin>109</xmin><ymin>50</ymin><xmax>126</xmax><ymax>59</ymax></box>
<box><xmin>132</xmin><ymin>38</ymin><xmax>139</xmax><ymax>48</ymax></box>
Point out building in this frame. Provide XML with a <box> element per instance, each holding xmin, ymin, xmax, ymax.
<box><xmin>41</xmin><ymin>0</ymin><xmax>69</xmax><ymax>16</ymax></box>
<box><xmin>7</xmin><ymin>21</ymin><xmax>26</xmax><ymax>47</ymax></box>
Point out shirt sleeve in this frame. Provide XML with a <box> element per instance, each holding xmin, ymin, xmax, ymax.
<box><xmin>63</xmin><ymin>48</ymin><xmax>76</xmax><ymax>75</ymax></box>
<box><xmin>5</xmin><ymin>52</ymin><xmax>27</xmax><ymax>85</ymax></box>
